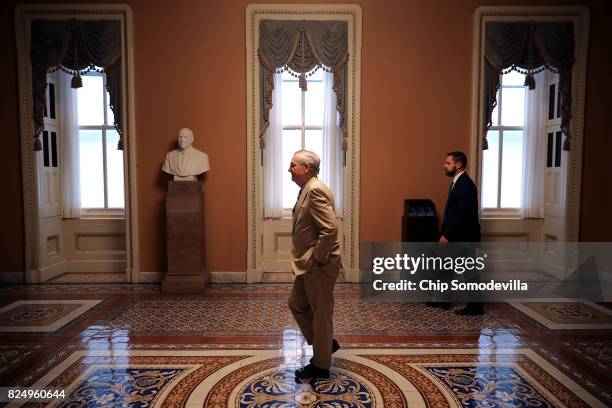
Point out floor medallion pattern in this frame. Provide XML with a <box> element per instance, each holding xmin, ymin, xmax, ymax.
<box><xmin>363</xmin><ymin>351</ymin><xmax>603</xmax><ymax>408</ymax></box>
<box><xmin>505</xmin><ymin>298</ymin><xmax>612</xmax><ymax>330</ymax></box>
<box><xmin>23</xmin><ymin>354</ymin><xmax>249</xmax><ymax>408</ymax></box>
<box><xmin>58</xmin><ymin>367</ymin><xmax>186</xmax><ymax>408</ymax></box>
<box><xmin>0</xmin><ymin>304</ymin><xmax>80</xmax><ymax>326</ymax></box>
<box><xmin>425</xmin><ymin>365</ymin><xmax>553</xmax><ymax>407</ymax></box>
<box><xmin>206</xmin><ymin>357</ymin><xmax>404</xmax><ymax>407</ymax></box>
<box><xmin>0</xmin><ymin>300</ymin><xmax>102</xmax><ymax>333</ymax></box>
<box><xmin>16</xmin><ymin>349</ymin><xmax>606</xmax><ymax>408</ymax></box>
<box><xmin>524</xmin><ymin>302</ymin><xmax>612</xmax><ymax>324</ymax></box>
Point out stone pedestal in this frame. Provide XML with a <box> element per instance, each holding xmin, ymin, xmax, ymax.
<box><xmin>162</xmin><ymin>181</ymin><xmax>209</xmax><ymax>293</ymax></box>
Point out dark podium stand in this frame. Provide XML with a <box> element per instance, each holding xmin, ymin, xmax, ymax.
<box><xmin>402</xmin><ymin>199</ymin><xmax>437</xmax><ymax>242</ymax></box>
<box><xmin>162</xmin><ymin>180</ymin><xmax>210</xmax><ymax>293</ymax></box>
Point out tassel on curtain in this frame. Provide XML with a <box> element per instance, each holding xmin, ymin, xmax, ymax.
<box><xmin>483</xmin><ymin>21</ymin><xmax>575</xmax><ymax>151</ymax></box>
<box><xmin>257</xmin><ymin>20</ymin><xmax>349</xmax><ymax>150</ymax></box>
<box><xmin>30</xmin><ymin>19</ymin><xmax>123</xmax><ymax>151</ymax></box>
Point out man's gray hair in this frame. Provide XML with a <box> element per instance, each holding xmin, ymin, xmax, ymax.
<box><xmin>294</xmin><ymin>149</ymin><xmax>320</xmax><ymax>175</ymax></box>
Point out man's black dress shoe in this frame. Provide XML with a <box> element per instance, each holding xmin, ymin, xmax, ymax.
<box><xmin>310</xmin><ymin>339</ymin><xmax>341</xmax><ymax>364</ymax></box>
<box><xmin>425</xmin><ymin>302</ymin><xmax>451</xmax><ymax>310</ymax></box>
<box><xmin>332</xmin><ymin>338</ymin><xmax>341</xmax><ymax>353</ymax></box>
<box><xmin>295</xmin><ymin>363</ymin><xmax>330</xmax><ymax>379</ymax></box>
<box><xmin>454</xmin><ymin>307</ymin><xmax>484</xmax><ymax>316</ymax></box>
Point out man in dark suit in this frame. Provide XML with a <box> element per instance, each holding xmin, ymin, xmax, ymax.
<box><xmin>440</xmin><ymin>151</ymin><xmax>483</xmax><ymax>315</ymax></box>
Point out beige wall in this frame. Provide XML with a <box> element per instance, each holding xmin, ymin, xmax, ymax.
<box><xmin>1</xmin><ymin>0</ymin><xmax>610</xmax><ymax>275</ymax></box>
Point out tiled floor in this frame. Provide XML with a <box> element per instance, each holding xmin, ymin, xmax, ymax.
<box><xmin>0</xmin><ymin>283</ymin><xmax>609</xmax><ymax>407</ymax></box>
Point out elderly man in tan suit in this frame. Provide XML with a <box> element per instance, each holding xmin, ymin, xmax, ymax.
<box><xmin>288</xmin><ymin>150</ymin><xmax>342</xmax><ymax>380</ymax></box>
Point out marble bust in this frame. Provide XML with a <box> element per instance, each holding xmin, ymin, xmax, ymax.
<box><xmin>162</xmin><ymin>128</ymin><xmax>210</xmax><ymax>180</ymax></box>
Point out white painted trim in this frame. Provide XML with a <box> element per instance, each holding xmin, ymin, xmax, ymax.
<box><xmin>14</xmin><ymin>4</ymin><xmax>139</xmax><ymax>283</ymax></box>
<box><xmin>245</xmin><ymin>4</ymin><xmax>362</xmax><ymax>283</ymax></box>
<box><xmin>38</xmin><ymin>259</ymin><xmax>67</xmax><ymax>282</ymax></box>
<box><xmin>471</xmin><ymin>6</ymin><xmax>589</xmax><ymax>247</ymax></box>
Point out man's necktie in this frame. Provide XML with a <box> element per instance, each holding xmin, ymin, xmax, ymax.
<box><xmin>293</xmin><ymin>188</ymin><xmax>303</xmax><ymax>213</ymax></box>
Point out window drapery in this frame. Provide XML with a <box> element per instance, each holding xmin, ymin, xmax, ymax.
<box><xmin>30</xmin><ymin>19</ymin><xmax>123</xmax><ymax>151</ymax></box>
<box><xmin>483</xmin><ymin>21</ymin><xmax>574</xmax><ymax>151</ymax></box>
<box><xmin>522</xmin><ymin>70</ymin><xmax>546</xmax><ymax>218</ymax></box>
<box><xmin>321</xmin><ymin>71</ymin><xmax>344</xmax><ymax>217</ymax></box>
<box><xmin>258</xmin><ymin>19</ymin><xmax>348</xmax><ymax>150</ymax></box>
<box><xmin>263</xmin><ymin>73</ymin><xmax>284</xmax><ymax>218</ymax></box>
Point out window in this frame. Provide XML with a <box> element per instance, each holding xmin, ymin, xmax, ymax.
<box><xmin>281</xmin><ymin>70</ymin><xmax>326</xmax><ymax>209</ymax></box>
<box><xmin>77</xmin><ymin>71</ymin><xmax>124</xmax><ymax>209</ymax></box>
<box><xmin>481</xmin><ymin>71</ymin><xmax>526</xmax><ymax>210</ymax></box>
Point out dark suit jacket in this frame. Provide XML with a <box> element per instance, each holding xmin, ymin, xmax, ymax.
<box><xmin>441</xmin><ymin>172</ymin><xmax>481</xmax><ymax>243</ymax></box>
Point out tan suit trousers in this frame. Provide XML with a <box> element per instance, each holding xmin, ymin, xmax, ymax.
<box><xmin>288</xmin><ymin>255</ymin><xmax>340</xmax><ymax>369</ymax></box>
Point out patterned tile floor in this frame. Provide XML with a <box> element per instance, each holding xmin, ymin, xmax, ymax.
<box><xmin>0</xmin><ymin>283</ymin><xmax>609</xmax><ymax>407</ymax></box>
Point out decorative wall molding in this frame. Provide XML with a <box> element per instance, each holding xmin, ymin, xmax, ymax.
<box><xmin>47</xmin><ymin>234</ymin><xmax>60</xmax><ymax>257</ymax></box>
<box><xmin>74</xmin><ymin>232</ymin><xmax>127</xmax><ymax>255</ymax></box>
<box><xmin>15</xmin><ymin>4</ymin><xmax>139</xmax><ymax>283</ymax></box>
<box><xmin>67</xmin><ymin>260</ymin><xmax>126</xmax><ymax>273</ymax></box>
<box><xmin>471</xmin><ymin>6</ymin><xmax>590</xmax><ymax>248</ymax></box>
<box><xmin>273</xmin><ymin>232</ymin><xmax>292</xmax><ymax>254</ymax></box>
<box><xmin>245</xmin><ymin>4</ymin><xmax>362</xmax><ymax>282</ymax></box>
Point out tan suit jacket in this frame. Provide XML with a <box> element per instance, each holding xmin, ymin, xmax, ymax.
<box><xmin>291</xmin><ymin>177</ymin><xmax>341</xmax><ymax>275</ymax></box>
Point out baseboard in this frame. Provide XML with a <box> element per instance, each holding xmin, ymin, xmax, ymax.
<box><xmin>39</xmin><ymin>260</ymin><xmax>67</xmax><ymax>282</ymax></box>
<box><xmin>139</xmin><ymin>271</ymin><xmax>247</xmax><ymax>284</ymax></box>
<box><xmin>140</xmin><ymin>271</ymin><xmax>162</xmax><ymax>283</ymax></box>
<box><xmin>211</xmin><ymin>271</ymin><xmax>246</xmax><ymax>283</ymax></box>
<box><xmin>247</xmin><ymin>268</ymin><xmax>264</xmax><ymax>283</ymax></box>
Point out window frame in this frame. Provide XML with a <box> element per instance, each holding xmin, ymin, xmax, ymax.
<box><xmin>280</xmin><ymin>70</ymin><xmax>325</xmax><ymax>212</ymax></box>
<box><xmin>480</xmin><ymin>72</ymin><xmax>525</xmax><ymax>218</ymax></box>
<box><xmin>281</xmin><ymin>71</ymin><xmax>324</xmax><ymax>143</ymax></box>
<box><xmin>77</xmin><ymin>70</ymin><xmax>125</xmax><ymax>214</ymax></box>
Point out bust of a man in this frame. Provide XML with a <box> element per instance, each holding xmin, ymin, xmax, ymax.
<box><xmin>162</xmin><ymin>128</ymin><xmax>210</xmax><ymax>180</ymax></box>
